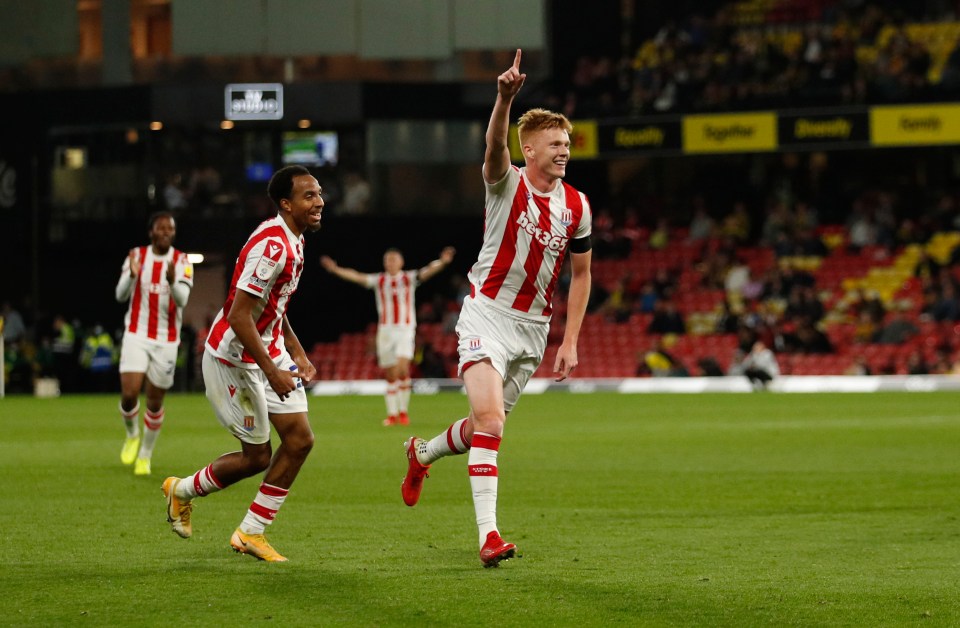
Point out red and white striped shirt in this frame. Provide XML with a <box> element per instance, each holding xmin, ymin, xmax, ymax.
<box><xmin>116</xmin><ymin>246</ymin><xmax>193</xmax><ymax>345</ymax></box>
<box><xmin>206</xmin><ymin>215</ymin><xmax>305</xmax><ymax>369</ymax></box>
<box><xmin>364</xmin><ymin>271</ymin><xmax>419</xmax><ymax>329</ymax></box>
<box><xmin>468</xmin><ymin>165</ymin><xmax>591</xmax><ymax>321</ymax></box>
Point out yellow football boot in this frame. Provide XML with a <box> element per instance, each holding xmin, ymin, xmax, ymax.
<box><xmin>230</xmin><ymin>529</ymin><xmax>288</xmax><ymax>562</ymax></box>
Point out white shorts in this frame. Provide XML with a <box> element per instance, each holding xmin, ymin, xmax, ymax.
<box><xmin>119</xmin><ymin>334</ymin><xmax>178</xmax><ymax>389</ymax></box>
<box><xmin>201</xmin><ymin>350</ymin><xmax>309</xmax><ymax>445</ymax></box>
<box><xmin>376</xmin><ymin>325</ymin><xmax>415</xmax><ymax>368</ymax></box>
<box><xmin>455</xmin><ymin>296</ymin><xmax>548</xmax><ymax>413</ymax></box>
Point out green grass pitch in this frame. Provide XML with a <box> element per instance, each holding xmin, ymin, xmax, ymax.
<box><xmin>1</xmin><ymin>391</ymin><xmax>959</xmax><ymax>626</ymax></box>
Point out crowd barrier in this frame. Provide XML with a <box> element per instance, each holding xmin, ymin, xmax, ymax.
<box><xmin>309</xmin><ymin>375</ymin><xmax>960</xmax><ymax>396</ymax></box>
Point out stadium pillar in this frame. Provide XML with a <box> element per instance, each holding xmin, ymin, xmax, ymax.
<box><xmin>101</xmin><ymin>0</ymin><xmax>132</xmax><ymax>85</ymax></box>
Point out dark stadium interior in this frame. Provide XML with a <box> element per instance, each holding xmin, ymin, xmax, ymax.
<box><xmin>2</xmin><ymin>0</ymin><xmax>960</xmax><ymax>393</ymax></box>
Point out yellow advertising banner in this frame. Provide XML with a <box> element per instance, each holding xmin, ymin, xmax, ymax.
<box><xmin>682</xmin><ymin>112</ymin><xmax>778</xmax><ymax>153</ymax></box>
<box><xmin>870</xmin><ymin>103</ymin><xmax>960</xmax><ymax>146</ymax></box>
<box><xmin>508</xmin><ymin>120</ymin><xmax>599</xmax><ymax>161</ymax></box>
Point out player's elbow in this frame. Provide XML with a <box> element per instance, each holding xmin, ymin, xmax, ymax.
<box><xmin>226</xmin><ymin>308</ymin><xmax>245</xmax><ymax>330</ymax></box>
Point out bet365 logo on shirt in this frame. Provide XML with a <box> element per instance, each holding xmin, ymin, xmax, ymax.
<box><xmin>517</xmin><ymin>210</ymin><xmax>568</xmax><ymax>251</ymax></box>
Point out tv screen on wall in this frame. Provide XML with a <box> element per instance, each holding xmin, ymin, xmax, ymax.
<box><xmin>281</xmin><ymin>131</ymin><xmax>339</xmax><ymax>167</ymax></box>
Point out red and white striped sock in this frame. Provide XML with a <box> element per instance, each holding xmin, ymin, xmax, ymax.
<box><xmin>120</xmin><ymin>401</ymin><xmax>140</xmax><ymax>438</ymax></box>
<box><xmin>137</xmin><ymin>407</ymin><xmax>164</xmax><ymax>459</ymax></box>
<box><xmin>469</xmin><ymin>432</ymin><xmax>501</xmax><ymax>547</ymax></box>
<box><xmin>421</xmin><ymin>417</ymin><xmax>470</xmax><ymax>464</ymax></box>
<box><xmin>385</xmin><ymin>381</ymin><xmax>399</xmax><ymax>419</ymax></box>
<box><xmin>239</xmin><ymin>483</ymin><xmax>289</xmax><ymax>535</ymax></box>
<box><xmin>177</xmin><ymin>463</ymin><xmax>224</xmax><ymax>500</ymax></box>
<box><xmin>398</xmin><ymin>377</ymin><xmax>412</xmax><ymax>413</ymax></box>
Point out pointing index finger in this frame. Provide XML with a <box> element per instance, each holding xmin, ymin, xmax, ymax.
<box><xmin>512</xmin><ymin>48</ymin><xmax>522</xmax><ymax>70</ymax></box>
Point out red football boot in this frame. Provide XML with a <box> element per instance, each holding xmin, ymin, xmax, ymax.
<box><xmin>480</xmin><ymin>531</ymin><xmax>517</xmax><ymax>568</ymax></box>
<box><xmin>401</xmin><ymin>437</ymin><xmax>430</xmax><ymax>506</ymax></box>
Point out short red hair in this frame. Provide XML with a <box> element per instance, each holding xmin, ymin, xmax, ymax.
<box><xmin>517</xmin><ymin>108</ymin><xmax>573</xmax><ymax>144</ymax></box>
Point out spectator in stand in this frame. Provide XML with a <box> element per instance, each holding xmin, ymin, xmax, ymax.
<box><xmin>697</xmin><ymin>357</ymin><xmax>725</xmax><ymax>376</ymax></box>
<box><xmin>852</xmin><ymin>288</ymin><xmax>887</xmax><ymax>324</ymax></box>
<box><xmin>760</xmin><ymin>200</ymin><xmax>794</xmax><ymax>248</ymax></box>
<box><xmin>618</xmin><ymin>208</ymin><xmax>646</xmax><ymax>252</ymax></box>
<box><xmin>875</xmin><ymin>313</ymin><xmax>920</xmax><ymax>345</ymax></box>
<box><xmin>931</xmin><ymin>350</ymin><xmax>956</xmax><ymax>374</ymax></box>
<box><xmin>797</xmin><ymin>227</ymin><xmax>828</xmax><ymax>257</ymax></box>
<box><xmin>340</xmin><ymin>171</ymin><xmax>371</xmax><ymax>215</ymax></box>
<box><xmin>853</xmin><ymin>310</ymin><xmax>880</xmax><ymax>343</ymax></box>
<box><xmin>647</xmin><ymin>300</ymin><xmax>686</xmax><ymax>335</ymax></box>
<box><xmin>906</xmin><ymin>350</ymin><xmax>930</xmax><ymax>375</ymax></box>
<box><xmin>785</xmin><ymin>321</ymin><xmax>833</xmax><ymax>354</ymax></box>
<box><xmin>784</xmin><ymin>285</ymin><xmax>825</xmax><ymax>325</ymax></box>
<box><xmin>720</xmin><ymin>201</ymin><xmax>752</xmax><ymax>244</ymax></box>
<box><xmin>651</xmin><ymin>267</ymin><xmax>678</xmax><ymax>300</ymax></box>
<box><xmin>51</xmin><ymin>315</ymin><xmax>78</xmax><ymax>393</ymax></box>
<box><xmin>79</xmin><ymin>324</ymin><xmax>117</xmax><ymax>392</ymax></box>
<box><xmin>847</xmin><ymin>200</ymin><xmax>877</xmax><ymax>252</ymax></box>
<box><xmin>648</xmin><ymin>218</ymin><xmax>671</xmax><ymax>250</ymax></box>
<box><xmin>699</xmin><ymin>248</ymin><xmax>732</xmax><ymax>290</ymax></box>
<box><xmin>1</xmin><ymin>300</ymin><xmax>26</xmax><ymax>345</ymax></box>
<box><xmin>845</xmin><ymin>355</ymin><xmax>872</xmax><ymax>376</ymax></box>
<box><xmin>715</xmin><ymin>299</ymin><xmax>742</xmax><ymax>334</ymax></box>
<box><xmin>930</xmin><ymin>281</ymin><xmax>960</xmax><ymax>321</ymax></box>
<box><xmin>687</xmin><ymin>203</ymin><xmax>715</xmax><ymax>242</ymax></box>
<box><xmin>414</xmin><ymin>338</ymin><xmax>448</xmax><ymax>379</ymax></box>
<box><xmin>914</xmin><ymin>250</ymin><xmax>942</xmax><ymax>281</ymax></box>
<box><xmin>793</xmin><ymin>200</ymin><xmax>819</xmax><ymax>233</ymax></box>
<box><xmin>597</xmin><ymin>276</ymin><xmax>633</xmax><ymax>323</ymax></box>
<box><xmin>591</xmin><ymin>209</ymin><xmax>630</xmax><ymax>259</ymax></box>
<box><xmin>163</xmin><ymin>173</ymin><xmax>189</xmax><ymax>212</ymax></box>
<box><xmin>638</xmin><ymin>337</ymin><xmax>688</xmax><ymax>377</ymax></box>
<box><xmin>638</xmin><ymin>281</ymin><xmax>659</xmax><ymax>314</ymax></box>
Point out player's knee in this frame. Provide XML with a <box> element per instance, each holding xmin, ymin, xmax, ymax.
<box><xmin>289</xmin><ymin>429</ymin><xmax>315</xmax><ymax>459</ymax></box>
<box><xmin>244</xmin><ymin>447</ymin><xmax>272</xmax><ymax>473</ymax></box>
<box><xmin>472</xmin><ymin>408</ymin><xmax>505</xmax><ymax>433</ymax></box>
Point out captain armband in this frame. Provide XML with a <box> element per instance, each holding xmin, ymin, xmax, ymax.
<box><xmin>569</xmin><ymin>235</ymin><xmax>592</xmax><ymax>254</ymax></box>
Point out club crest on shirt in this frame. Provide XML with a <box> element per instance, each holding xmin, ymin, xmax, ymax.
<box><xmin>468</xmin><ymin>337</ymin><xmax>482</xmax><ymax>351</ymax></box>
<box><xmin>559</xmin><ymin>209</ymin><xmax>573</xmax><ymax>226</ymax></box>
<box><xmin>243</xmin><ymin>415</ymin><xmax>255</xmax><ymax>431</ymax></box>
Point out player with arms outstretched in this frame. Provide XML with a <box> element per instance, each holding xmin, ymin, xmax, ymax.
<box><xmin>320</xmin><ymin>246</ymin><xmax>455</xmax><ymax>426</ymax></box>
<box><xmin>162</xmin><ymin>165</ymin><xmax>322</xmax><ymax>562</ymax></box>
<box><xmin>115</xmin><ymin>211</ymin><xmax>194</xmax><ymax>476</ymax></box>
<box><xmin>401</xmin><ymin>49</ymin><xmax>593</xmax><ymax>567</ymax></box>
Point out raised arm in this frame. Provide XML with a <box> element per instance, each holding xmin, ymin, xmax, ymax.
<box><xmin>417</xmin><ymin>247</ymin><xmax>456</xmax><ymax>283</ymax></box>
<box><xmin>553</xmin><ymin>249</ymin><xmax>592</xmax><ymax>382</ymax></box>
<box><xmin>320</xmin><ymin>255</ymin><xmax>369</xmax><ymax>287</ymax></box>
<box><xmin>484</xmin><ymin>48</ymin><xmax>526</xmax><ymax>185</ymax></box>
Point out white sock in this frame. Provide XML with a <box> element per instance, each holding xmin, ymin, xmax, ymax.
<box><xmin>120</xmin><ymin>401</ymin><xmax>140</xmax><ymax>438</ymax></box>
<box><xmin>240</xmin><ymin>483</ymin><xmax>289</xmax><ymax>535</ymax></box>
<box><xmin>138</xmin><ymin>407</ymin><xmax>164</xmax><ymax>459</ymax></box>
<box><xmin>469</xmin><ymin>432</ymin><xmax>501</xmax><ymax>547</ymax></box>
<box><xmin>422</xmin><ymin>418</ymin><xmax>470</xmax><ymax>464</ymax></box>
<box><xmin>385</xmin><ymin>381</ymin><xmax>399</xmax><ymax>418</ymax></box>
<box><xmin>177</xmin><ymin>463</ymin><xmax>224</xmax><ymax>500</ymax></box>
<box><xmin>398</xmin><ymin>378</ymin><xmax>412</xmax><ymax>413</ymax></box>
